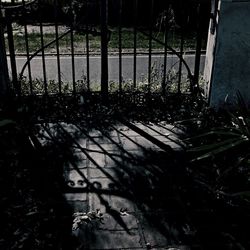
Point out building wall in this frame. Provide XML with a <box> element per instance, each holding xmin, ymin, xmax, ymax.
<box><xmin>203</xmin><ymin>8</ymin><xmax>218</xmax><ymax>99</ymax></box>
<box><xmin>205</xmin><ymin>0</ymin><xmax>250</xmax><ymax>107</ymax></box>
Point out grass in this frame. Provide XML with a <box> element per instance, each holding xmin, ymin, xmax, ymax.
<box><xmin>6</xmin><ymin>25</ymin><xmax>207</xmax><ymax>54</ymax></box>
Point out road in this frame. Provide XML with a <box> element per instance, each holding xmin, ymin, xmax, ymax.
<box><xmin>9</xmin><ymin>54</ymin><xmax>205</xmax><ymax>84</ymax></box>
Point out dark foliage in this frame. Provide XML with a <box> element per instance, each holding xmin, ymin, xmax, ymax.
<box><xmin>1</xmin><ymin>92</ymin><xmax>250</xmax><ymax>249</ymax></box>
<box><xmin>0</xmin><ymin>111</ymin><xmax>76</xmax><ymax>249</ymax></box>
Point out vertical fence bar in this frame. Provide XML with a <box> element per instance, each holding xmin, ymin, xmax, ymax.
<box><xmin>177</xmin><ymin>4</ymin><xmax>184</xmax><ymax>95</ymax></box>
<box><xmin>54</xmin><ymin>0</ymin><xmax>61</xmax><ymax>95</ymax></box>
<box><xmin>86</xmin><ymin>0</ymin><xmax>90</xmax><ymax>91</ymax></box>
<box><xmin>118</xmin><ymin>0</ymin><xmax>123</xmax><ymax>92</ymax></box>
<box><xmin>148</xmin><ymin>0</ymin><xmax>154</xmax><ymax>91</ymax></box>
<box><xmin>133</xmin><ymin>0</ymin><xmax>138</xmax><ymax>88</ymax></box>
<box><xmin>70</xmin><ymin>28</ymin><xmax>76</xmax><ymax>96</ymax></box>
<box><xmin>86</xmin><ymin>34</ymin><xmax>90</xmax><ymax>92</ymax></box>
<box><xmin>22</xmin><ymin>0</ymin><xmax>32</xmax><ymax>95</ymax></box>
<box><xmin>177</xmin><ymin>35</ymin><xmax>184</xmax><ymax>95</ymax></box>
<box><xmin>162</xmin><ymin>3</ymin><xmax>169</xmax><ymax>96</ymax></box>
<box><xmin>193</xmin><ymin>2</ymin><xmax>202</xmax><ymax>94</ymax></box>
<box><xmin>6</xmin><ymin>10</ymin><xmax>19</xmax><ymax>96</ymax></box>
<box><xmin>0</xmin><ymin>2</ymin><xmax>10</xmax><ymax>98</ymax></box>
<box><xmin>86</xmin><ymin>31</ymin><xmax>90</xmax><ymax>92</ymax></box>
<box><xmin>39</xmin><ymin>0</ymin><xmax>47</xmax><ymax>95</ymax></box>
<box><xmin>69</xmin><ymin>0</ymin><xmax>76</xmax><ymax>96</ymax></box>
<box><xmin>100</xmin><ymin>0</ymin><xmax>109</xmax><ymax>100</ymax></box>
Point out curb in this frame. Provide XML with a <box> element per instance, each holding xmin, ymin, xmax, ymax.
<box><xmin>9</xmin><ymin>50</ymin><xmax>206</xmax><ymax>57</ymax></box>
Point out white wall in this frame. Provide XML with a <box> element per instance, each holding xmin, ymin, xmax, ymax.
<box><xmin>205</xmin><ymin>0</ymin><xmax>250</xmax><ymax>108</ymax></box>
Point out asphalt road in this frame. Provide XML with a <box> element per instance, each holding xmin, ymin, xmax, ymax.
<box><xmin>9</xmin><ymin>54</ymin><xmax>205</xmax><ymax>84</ymax></box>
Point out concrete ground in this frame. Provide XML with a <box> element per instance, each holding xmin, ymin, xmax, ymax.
<box><xmin>35</xmin><ymin>121</ymin><xmax>200</xmax><ymax>250</ymax></box>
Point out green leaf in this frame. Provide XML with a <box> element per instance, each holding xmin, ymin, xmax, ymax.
<box><xmin>188</xmin><ymin>137</ymin><xmax>243</xmax><ymax>153</ymax></box>
<box><xmin>227</xmin><ymin>111</ymin><xmax>250</xmax><ymax>136</ymax></box>
<box><xmin>231</xmin><ymin>191</ymin><xmax>250</xmax><ymax>198</ymax></box>
<box><xmin>0</xmin><ymin>119</ymin><xmax>16</xmax><ymax>128</ymax></box>
<box><xmin>184</xmin><ymin>130</ymin><xmax>241</xmax><ymax>142</ymax></box>
<box><xmin>190</xmin><ymin>138</ymin><xmax>248</xmax><ymax>162</ymax></box>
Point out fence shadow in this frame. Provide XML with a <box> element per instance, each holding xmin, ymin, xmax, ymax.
<box><xmin>32</xmin><ymin>116</ymin><xmax>198</xmax><ymax>249</ymax></box>
<box><xmin>15</xmin><ymin>109</ymin><xmax>249</xmax><ymax>250</ymax></box>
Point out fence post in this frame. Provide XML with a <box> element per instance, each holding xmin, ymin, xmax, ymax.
<box><xmin>0</xmin><ymin>9</ymin><xmax>10</xmax><ymax>100</ymax></box>
<box><xmin>6</xmin><ymin>9</ymin><xmax>19</xmax><ymax>96</ymax></box>
<box><xmin>100</xmin><ymin>0</ymin><xmax>109</xmax><ymax>102</ymax></box>
<box><xmin>193</xmin><ymin>2</ymin><xmax>202</xmax><ymax>94</ymax></box>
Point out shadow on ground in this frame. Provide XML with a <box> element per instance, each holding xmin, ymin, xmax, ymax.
<box><xmin>0</xmin><ymin>120</ymin><xmax>77</xmax><ymax>249</ymax></box>
<box><xmin>2</xmin><ymin>110</ymin><xmax>250</xmax><ymax>249</ymax></box>
<box><xmin>31</xmin><ymin>117</ymin><xmax>199</xmax><ymax>249</ymax></box>
<box><xmin>30</xmin><ymin>115</ymin><xmax>250</xmax><ymax>250</ymax></box>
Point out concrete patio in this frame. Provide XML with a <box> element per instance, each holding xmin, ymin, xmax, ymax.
<box><xmin>34</xmin><ymin>120</ymin><xmax>202</xmax><ymax>250</ymax></box>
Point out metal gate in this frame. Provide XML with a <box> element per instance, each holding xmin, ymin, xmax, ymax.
<box><xmin>0</xmin><ymin>0</ymin><xmax>210</xmax><ymax>99</ymax></box>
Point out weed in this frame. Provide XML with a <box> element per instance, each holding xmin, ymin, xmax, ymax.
<box><xmin>184</xmin><ymin>92</ymin><xmax>250</xmax><ymax>207</ymax></box>
<box><xmin>72</xmin><ymin>210</ymin><xmax>104</xmax><ymax>231</ymax></box>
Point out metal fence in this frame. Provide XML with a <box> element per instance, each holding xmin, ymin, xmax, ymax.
<box><xmin>0</xmin><ymin>0</ymin><xmax>210</xmax><ymax>99</ymax></box>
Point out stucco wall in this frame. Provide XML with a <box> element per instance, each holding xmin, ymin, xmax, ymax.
<box><xmin>203</xmin><ymin>13</ymin><xmax>217</xmax><ymax>99</ymax></box>
<box><xmin>206</xmin><ymin>0</ymin><xmax>250</xmax><ymax>107</ymax></box>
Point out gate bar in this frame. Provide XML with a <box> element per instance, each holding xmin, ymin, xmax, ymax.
<box><xmin>133</xmin><ymin>0</ymin><xmax>138</xmax><ymax>88</ymax></box>
<box><xmin>100</xmin><ymin>0</ymin><xmax>109</xmax><ymax>101</ymax></box>
<box><xmin>178</xmin><ymin>7</ymin><xmax>184</xmax><ymax>94</ymax></box>
<box><xmin>148</xmin><ymin>0</ymin><xmax>154</xmax><ymax>91</ymax></box>
<box><xmin>70</xmin><ymin>28</ymin><xmax>76</xmax><ymax>95</ymax></box>
<box><xmin>162</xmin><ymin>3</ymin><xmax>169</xmax><ymax>96</ymax></box>
<box><xmin>39</xmin><ymin>0</ymin><xmax>47</xmax><ymax>95</ymax></box>
<box><xmin>86</xmin><ymin>1</ymin><xmax>90</xmax><ymax>91</ymax></box>
<box><xmin>6</xmin><ymin>10</ymin><xmax>19</xmax><ymax>95</ymax></box>
<box><xmin>86</xmin><ymin>29</ymin><xmax>90</xmax><ymax>91</ymax></box>
<box><xmin>118</xmin><ymin>0</ymin><xmax>123</xmax><ymax>92</ymax></box>
<box><xmin>193</xmin><ymin>3</ymin><xmax>202</xmax><ymax>94</ymax></box>
<box><xmin>54</xmin><ymin>0</ymin><xmax>62</xmax><ymax>94</ymax></box>
<box><xmin>138</xmin><ymin>29</ymin><xmax>194</xmax><ymax>86</ymax></box>
<box><xmin>22</xmin><ymin>0</ymin><xmax>32</xmax><ymax>94</ymax></box>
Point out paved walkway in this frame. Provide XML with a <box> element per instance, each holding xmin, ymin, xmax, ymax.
<box><xmin>36</xmin><ymin>121</ymin><xmax>199</xmax><ymax>249</ymax></box>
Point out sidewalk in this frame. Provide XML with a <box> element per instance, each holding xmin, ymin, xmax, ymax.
<box><xmin>36</xmin><ymin>121</ymin><xmax>199</xmax><ymax>250</ymax></box>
